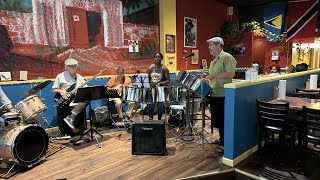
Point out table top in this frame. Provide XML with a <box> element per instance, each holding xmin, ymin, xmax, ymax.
<box><xmin>267</xmin><ymin>96</ymin><xmax>320</xmax><ymax>110</ymax></box>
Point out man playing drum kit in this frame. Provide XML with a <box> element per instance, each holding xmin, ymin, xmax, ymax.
<box><xmin>147</xmin><ymin>53</ymin><xmax>170</xmax><ymax>120</ymax></box>
<box><xmin>105</xmin><ymin>67</ymin><xmax>135</xmax><ymax>122</ymax></box>
<box><xmin>53</xmin><ymin>58</ymin><xmax>88</xmax><ymax>135</ymax></box>
<box><xmin>0</xmin><ymin>87</ymin><xmax>16</xmax><ymax>128</ymax></box>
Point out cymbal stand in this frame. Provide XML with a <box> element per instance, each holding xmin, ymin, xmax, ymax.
<box><xmin>187</xmin><ymin>81</ymin><xmax>216</xmax><ymax>158</ymax></box>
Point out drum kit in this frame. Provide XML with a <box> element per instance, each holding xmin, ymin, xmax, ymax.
<box><xmin>0</xmin><ymin>80</ymin><xmax>51</xmax><ymax>169</ymax></box>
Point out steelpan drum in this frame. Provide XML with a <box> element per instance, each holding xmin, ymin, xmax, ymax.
<box><xmin>125</xmin><ymin>87</ymin><xmax>136</xmax><ymax>102</ymax></box>
<box><xmin>169</xmin><ymin>86</ymin><xmax>187</xmax><ymax>102</ymax></box>
<box><xmin>157</xmin><ymin>86</ymin><xmax>170</xmax><ymax>102</ymax></box>
<box><xmin>0</xmin><ymin>125</ymin><xmax>49</xmax><ymax>167</ymax></box>
<box><xmin>15</xmin><ymin>95</ymin><xmax>47</xmax><ymax>121</ymax></box>
<box><xmin>144</xmin><ymin>88</ymin><xmax>155</xmax><ymax>103</ymax></box>
<box><xmin>121</xmin><ymin>86</ymin><xmax>128</xmax><ymax>101</ymax></box>
<box><xmin>168</xmin><ymin>105</ymin><xmax>185</xmax><ymax>127</ymax></box>
<box><xmin>176</xmin><ymin>70</ymin><xmax>188</xmax><ymax>83</ymax></box>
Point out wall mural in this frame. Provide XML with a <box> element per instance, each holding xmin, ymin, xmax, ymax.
<box><xmin>0</xmin><ymin>0</ymin><xmax>159</xmax><ymax>79</ymax></box>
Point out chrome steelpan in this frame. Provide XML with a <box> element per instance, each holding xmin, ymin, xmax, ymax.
<box><xmin>0</xmin><ymin>125</ymin><xmax>49</xmax><ymax>167</ymax></box>
<box><xmin>121</xmin><ymin>86</ymin><xmax>128</xmax><ymax>101</ymax></box>
<box><xmin>176</xmin><ymin>70</ymin><xmax>188</xmax><ymax>83</ymax></box>
<box><xmin>125</xmin><ymin>86</ymin><xmax>136</xmax><ymax>102</ymax></box>
<box><xmin>15</xmin><ymin>95</ymin><xmax>47</xmax><ymax>121</ymax></box>
<box><xmin>157</xmin><ymin>86</ymin><xmax>170</xmax><ymax>102</ymax></box>
<box><xmin>169</xmin><ymin>86</ymin><xmax>187</xmax><ymax>102</ymax></box>
<box><xmin>143</xmin><ymin>88</ymin><xmax>155</xmax><ymax>103</ymax></box>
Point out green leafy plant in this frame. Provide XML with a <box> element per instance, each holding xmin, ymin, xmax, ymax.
<box><xmin>241</xmin><ymin>21</ymin><xmax>264</xmax><ymax>35</ymax></box>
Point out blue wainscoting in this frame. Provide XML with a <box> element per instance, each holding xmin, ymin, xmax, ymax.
<box><xmin>223</xmin><ymin>70</ymin><xmax>320</xmax><ymax>162</ymax></box>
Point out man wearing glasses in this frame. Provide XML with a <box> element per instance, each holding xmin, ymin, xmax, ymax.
<box><xmin>53</xmin><ymin>58</ymin><xmax>87</xmax><ymax>137</ymax></box>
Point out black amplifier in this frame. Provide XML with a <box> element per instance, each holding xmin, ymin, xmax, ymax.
<box><xmin>132</xmin><ymin>120</ymin><xmax>166</xmax><ymax>155</ymax></box>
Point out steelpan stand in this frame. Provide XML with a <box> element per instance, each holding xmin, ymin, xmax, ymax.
<box><xmin>187</xmin><ymin>81</ymin><xmax>216</xmax><ymax>158</ymax></box>
<box><xmin>176</xmin><ymin>88</ymin><xmax>197</xmax><ymax>142</ymax></box>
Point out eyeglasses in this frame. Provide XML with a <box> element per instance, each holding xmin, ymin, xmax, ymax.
<box><xmin>67</xmin><ymin>65</ymin><xmax>78</xmax><ymax>68</ymax></box>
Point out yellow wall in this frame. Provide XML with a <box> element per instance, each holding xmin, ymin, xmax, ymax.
<box><xmin>159</xmin><ymin>0</ymin><xmax>176</xmax><ymax>72</ymax></box>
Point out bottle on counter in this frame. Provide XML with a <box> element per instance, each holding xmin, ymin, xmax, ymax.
<box><xmin>306</xmin><ymin>79</ymin><xmax>310</xmax><ymax>89</ymax></box>
<box><xmin>274</xmin><ymin>86</ymin><xmax>279</xmax><ymax>98</ymax></box>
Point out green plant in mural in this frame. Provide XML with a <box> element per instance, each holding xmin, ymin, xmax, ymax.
<box><xmin>121</xmin><ymin>41</ymin><xmax>157</xmax><ymax>60</ymax></box>
<box><xmin>0</xmin><ymin>0</ymin><xmax>32</xmax><ymax>13</ymax></box>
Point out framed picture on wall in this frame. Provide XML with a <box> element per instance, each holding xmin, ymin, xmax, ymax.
<box><xmin>184</xmin><ymin>17</ymin><xmax>197</xmax><ymax>48</ymax></box>
<box><xmin>165</xmin><ymin>34</ymin><xmax>175</xmax><ymax>53</ymax></box>
<box><xmin>202</xmin><ymin>58</ymin><xmax>208</xmax><ymax>69</ymax></box>
<box><xmin>0</xmin><ymin>72</ymin><xmax>12</xmax><ymax>81</ymax></box>
<box><xmin>191</xmin><ymin>49</ymin><xmax>199</xmax><ymax>64</ymax></box>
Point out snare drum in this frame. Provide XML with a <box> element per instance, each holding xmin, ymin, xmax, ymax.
<box><xmin>168</xmin><ymin>105</ymin><xmax>185</xmax><ymax>127</ymax></box>
<box><xmin>15</xmin><ymin>95</ymin><xmax>47</xmax><ymax>121</ymax></box>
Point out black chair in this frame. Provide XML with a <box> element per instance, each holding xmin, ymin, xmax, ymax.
<box><xmin>256</xmin><ymin>100</ymin><xmax>297</xmax><ymax>155</ymax></box>
<box><xmin>302</xmin><ymin>106</ymin><xmax>320</xmax><ymax>149</ymax></box>
<box><xmin>295</xmin><ymin>88</ymin><xmax>320</xmax><ymax>99</ymax></box>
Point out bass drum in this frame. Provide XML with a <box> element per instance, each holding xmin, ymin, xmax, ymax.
<box><xmin>0</xmin><ymin>125</ymin><xmax>49</xmax><ymax>167</ymax></box>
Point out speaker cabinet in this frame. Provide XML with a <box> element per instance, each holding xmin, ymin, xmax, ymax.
<box><xmin>132</xmin><ymin>120</ymin><xmax>166</xmax><ymax>155</ymax></box>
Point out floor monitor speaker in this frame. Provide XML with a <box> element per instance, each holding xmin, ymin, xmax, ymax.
<box><xmin>132</xmin><ymin>120</ymin><xmax>166</xmax><ymax>155</ymax></box>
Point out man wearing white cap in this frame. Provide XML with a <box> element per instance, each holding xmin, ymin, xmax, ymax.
<box><xmin>53</xmin><ymin>58</ymin><xmax>87</xmax><ymax>137</ymax></box>
<box><xmin>203</xmin><ymin>37</ymin><xmax>237</xmax><ymax>148</ymax></box>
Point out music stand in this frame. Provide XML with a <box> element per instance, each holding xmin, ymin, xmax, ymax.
<box><xmin>105</xmin><ymin>88</ymin><xmax>122</xmax><ymax>130</ymax></box>
<box><xmin>74</xmin><ymin>86</ymin><xmax>108</xmax><ymax>148</ymax></box>
<box><xmin>136</xmin><ymin>74</ymin><xmax>150</xmax><ymax>88</ymax></box>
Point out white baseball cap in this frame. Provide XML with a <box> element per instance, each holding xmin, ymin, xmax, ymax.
<box><xmin>206</xmin><ymin>37</ymin><xmax>224</xmax><ymax>46</ymax></box>
<box><xmin>65</xmin><ymin>58</ymin><xmax>78</xmax><ymax>66</ymax></box>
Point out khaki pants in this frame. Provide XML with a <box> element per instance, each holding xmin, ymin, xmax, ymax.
<box><xmin>109</xmin><ymin>98</ymin><xmax>135</xmax><ymax>118</ymax></box>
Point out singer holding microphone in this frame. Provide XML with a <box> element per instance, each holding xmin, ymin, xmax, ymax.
<box><xmin>202</xmin><ymin>37</ymin><xmax>237</xmax><ymax>149</ymax></box>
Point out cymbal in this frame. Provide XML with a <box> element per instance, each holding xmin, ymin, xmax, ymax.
<box><xmin>25</xmin><ymin>80</ymin><xmax>51</xmax><ymax>97</ymax></box>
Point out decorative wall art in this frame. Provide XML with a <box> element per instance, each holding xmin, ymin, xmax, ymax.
<box><xmin>202</xmin><ymin>58</ymin><xmax>208</xmax><ymax>69</ymax></box>
<box><xmin>191</xmin><ymin>49</ymin><xmax>199</xmax><ymax>64</ymax></box>
<box><xmin>166</xmin><ymin>34</ymin><xmax>175</xmax><ymax>53</ymax></box>
<box><xmin>184</xmin><ymin>17</ymin><xmax>197</xmax><ymax>48</ymax></box>
<box><xmin>129</xmin><ymin>40</ymin><xmax>139</xmax><ymax>53</ymax></box>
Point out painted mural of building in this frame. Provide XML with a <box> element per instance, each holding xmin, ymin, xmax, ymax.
<box><xmin>1</xmin><ymin>0</ymin><xmax>124</xmax><ymax>48</ymax></box>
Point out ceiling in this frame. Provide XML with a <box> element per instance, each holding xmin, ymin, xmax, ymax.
<box><xmin>217</xmin><ymin>0</ymin><xmax>293</xmax><ymax>7</ymax></box>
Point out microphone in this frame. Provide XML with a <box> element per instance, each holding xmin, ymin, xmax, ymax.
<box><xmin>182</xmin><ymin>53</ymin><xmax>194</xmax><ymax>59</ymax></box>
